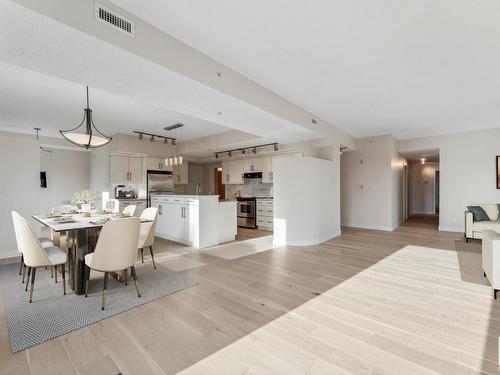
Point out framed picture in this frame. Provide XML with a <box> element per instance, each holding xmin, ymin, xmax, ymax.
<box><xmin>497</xmin><ymin>156</ymin><xmax>500</xmax><ymax>189</ymax></box>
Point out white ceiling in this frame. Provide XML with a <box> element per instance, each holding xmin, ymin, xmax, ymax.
<box><xmin>0</xmin><ymin>0</ymin><xmax>317</xmax><ymax>151</ymax></box>
<box><xmin>110</xmin><ymin>0</ymin><xmax>500</xmax><ymax>139</ymax></box>
<box><xmin>0</xmin><ymin>62</ymin><xmax>231</xmax><ymax>141</ymax></box>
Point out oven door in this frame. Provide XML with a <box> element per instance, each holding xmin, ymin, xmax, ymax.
<box><xmin>238</xmin><ymin>201</ymin><xmax>255</xmax><ymax>218</ymax></box>
<box><xmin>238</xmin><ymin>216</ymin><xmax>256</xmax><ymax>229</ymax></box>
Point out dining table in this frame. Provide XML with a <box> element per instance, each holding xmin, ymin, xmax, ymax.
<box><xmin>32</xmin><ymin>212</ymin><xmax>151</xmax><ymax>295</ymax></box>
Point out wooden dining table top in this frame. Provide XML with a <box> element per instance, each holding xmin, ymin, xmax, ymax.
<box><xmin>32</xmin><ymin>213</ymin><xmax>151</xmax><ymax>232</ymax></box>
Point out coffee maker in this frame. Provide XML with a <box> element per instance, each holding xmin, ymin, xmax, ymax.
<box><xmin>114</xmin><ymin>185</ymin><xmax>136</xmax><ymax>199</ymax></box>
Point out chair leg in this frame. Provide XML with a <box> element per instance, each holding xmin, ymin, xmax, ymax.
<box><xmin>54</xmin><ymin>265</ymin><xmax>58</xmax><ymax>284</ymax></box>
<box><xmin>130</xmin><ymin>266</ymin><xmax>141</xmax><ymax>298</ymax></box>
<box><xmin>18</xmin><ymin>254</ymin><xmax>23</xmax><ymax>276</ymax></box>
<box><xmin>141</xmin><ymin>248</ymin><xmax>144</xmax><ymax>263</ymax></box>
<box><xmin>495</xmin><ymin>289</ymin><xmax>498</xmax><ymax>300</ymax></box>
<box><xmin>22</xmin><ymin>263</ymin><xmax>27</xmax><ymax>283</ymax></box>
<box><xmin>25</xmin><ymin>267</ymin><xmax>31</xmax><ymax>292</ymax></box>
<box><xmin>85</xmin><ymin>266</ymin><xmax>90</xmax><ymax>298</ymax></box>
<box><xmin>61</xmin><ymin>264</ymin><xmax>66</xmax><ymax>295</ymax></box>
<box><xmin>101</xmin><ymin>272</ymin><xmax>109</xmax><ymax>310</ymax></box>
<box><xmin>124</xmin><ymin>269</ymin><xmax>128</xmax><ymax>286</ymax></box>
<box><xmin>149</xmin><ymin>246</ymin><xmax>156</xmax><ymax>269</ymax></box>
<box><xmin>51</xmin><ymin>266</ymin><xmax>53</xmax><ymax>278</ymax></box>
<box><xmin>29</xmin><ymin>268</ymin><xmax>36</xmax><ymax>303</ymax></box>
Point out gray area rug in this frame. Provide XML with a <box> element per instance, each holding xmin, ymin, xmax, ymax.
<box><xmin>0</xmin><ymin>262</ymin><xmax>198</xmax><ymax>353</ymax></box>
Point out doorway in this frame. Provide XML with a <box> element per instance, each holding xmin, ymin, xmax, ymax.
<box><xmin>214</xmin><ymin>167</ymin><xmax>225</xmax><ymax>200</ymax></box>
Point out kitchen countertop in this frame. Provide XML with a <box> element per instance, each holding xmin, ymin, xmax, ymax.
<box><xmin>116</xmin><ymin>198</ymin><xmax>147</xmax><ymax>200</ymax></box>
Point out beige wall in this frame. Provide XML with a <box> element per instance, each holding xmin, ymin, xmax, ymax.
<box><xmin>40</xmin><ymin>148</ymin><xmax>90</xmax><ymax>213</ymax></box>
<box><xmin>399</xmin><ymin>127</ymin><xmax>500</xmax><ymax>231</ymax></box>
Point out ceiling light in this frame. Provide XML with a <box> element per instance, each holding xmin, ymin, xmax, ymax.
<box><xmin>252</xmin><ymin>147</ymin><xmax>257</xmax><ymax>154</ymax></box>
<box><xmin>215</xmin><ymin>153</ymin><xmax>219</xmax><ymax>159</ymax></box>
<box><xmin>228</xmin><ymin>151</ymin><xmax>232</xmax><ymax>157</ymax></box>
<box><xmin>421</xmin><ymin>158</ymin><xmax>426</xmax><ymax>164</ymax></box>
<box><xmin>60</xmin><ymin>86</ymin><xmax>112</xmax><ymax>149</ymax></box>
<box><xmin>138</xmin><ymin>133</ymin><xmax>143</xmax><ymax>140</ymax></box>
<box><xmin>163</xmin><ymin>138</ymin><xmax>168</xmax><ymax>144</ymax></box>
<box><xmin>164</xmin><ymin>158</ymin><xmax>169</xmax><ymax>166</ymax></box>
<box><xmin>172</xmin><ymin>139</ymin><xmax>176</xmax><ymax>146</ymax></box>
<box><xmin>274</xmin><ymin>144</ymin><xmax>279</xmax><ymax>151</ymax></box>
<box><xmin>178</xmin><ymin>155</ymin><xmax>183</xmax><ymax>164</ymax></box>
<box><xmin>241</xmin><ymin>149</ymin><xmax>246</xmax><ymax>155</ymax></box>
<box><xmin>150</xmin><ymin>135</ymin><xmax>155</xmax><ymax>142</ymax></box>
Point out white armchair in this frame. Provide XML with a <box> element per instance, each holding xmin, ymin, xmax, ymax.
<box><xmin>482</xmin><ymin>230</ymin><xmax>500</xmax><ymax>299</ymax></box>
<box><xmin>465</xmin><ymin>204</ymin><xmax>500</xmax><ymax>242</ymax></box>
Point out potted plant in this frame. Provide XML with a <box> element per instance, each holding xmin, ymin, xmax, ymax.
<box><xmin>71</xmin><ymin>190</ymin><xmax>96</xmax><ymax>216</ymax></box>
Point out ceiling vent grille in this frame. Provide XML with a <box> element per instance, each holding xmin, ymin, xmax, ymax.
<box><xmin>95</xmin><ymin>2</ymin><xmax>135</xmax><ymax>37</ymax></box>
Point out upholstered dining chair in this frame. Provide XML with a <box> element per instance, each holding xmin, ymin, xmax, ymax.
<box><xmin>11</xmin><ymin>211</ymin><xmax>54</xmax><ymax>283</ymax></box>
<box><xmin>12</xmin><ymin>213</ymin><xmax>67</xmax><ymax>302</ymax></box>
<box><xmin>122</xmin><ymin>205</ymin><xmax>137</xmax><ymax>216</ymax></box>
<box><xmin>138</xmin><ymin>207</ymin><xmax>159</xmax><ymax>269</ymax></box>
<box><xmin>84</xmin><ymin>217</ymin><xmax>141</xmax><ymax>310</ymax></box>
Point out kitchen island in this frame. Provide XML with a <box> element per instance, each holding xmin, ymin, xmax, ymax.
<box><xmin>150</xmin><ymin>195</ymin><xmax>236</xmax><ymax>249</ymax></box>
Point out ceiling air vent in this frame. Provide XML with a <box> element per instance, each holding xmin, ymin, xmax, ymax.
<box><xmin>95</xmin><ymin>2</ymin><xmax>135</xmax><ymax>37</ymax></box>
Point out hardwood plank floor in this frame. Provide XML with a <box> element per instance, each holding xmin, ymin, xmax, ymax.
<box><xmin>1</xmin><ymin>219</ymin><xmax>496</xmax><ymax>374</ymax></box>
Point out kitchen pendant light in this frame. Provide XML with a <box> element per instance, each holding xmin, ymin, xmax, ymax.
<box><xmin>59</xmin><ymin>86</ymin><xmax>112</xmax><ymax>149</ymax></box>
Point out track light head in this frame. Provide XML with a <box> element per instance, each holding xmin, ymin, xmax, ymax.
<box><xmin>172</xmin><ymin>139</ymin><xmax>176</xmax><ymax>146</ymax></box>
<box><xmin>138</xmin><ymin>133</ymin><xmax>143</xmax><ymax>140</ymax></box>
<box><xmin>228</xmin><ymin>151</ymin><xmax>232</xmax><ymax>157</ymax></box>
<box><xmin>274</xmin><ymin>144</ymin><xmax>279</xmax><ymax>151</ymax></box>
<box><xmin>150</xmin><ymin>135</ymin><xmax>155</xmax><ymax>142</ymax></box>
<box><xmin>241</xmin><ymin>149</ymin><xmax>246</xmax><ymax>155</ymax></box>
<box><xmin>163</xmin><ymin>138</ymin><xmax>168</xmax><ymax>144</ymax></box>
<box><xmin>215</xmin><ymin>153</ymin><xmax>219</xmax><ymax>159</ymax></box>
<box><xmin>252</xmin><ymin>147</ymin><xmax>257</xmax><ymax>154</ymax></box>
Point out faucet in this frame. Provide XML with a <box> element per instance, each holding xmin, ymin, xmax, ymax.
<box><xmin>196</xmin><ymin>183</ymin><xmax>202</xmax><ymax>195</ymax></box>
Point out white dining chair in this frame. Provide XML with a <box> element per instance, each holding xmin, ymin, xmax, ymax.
<box><xmin>51</xmin><ymin>205</ymin><xmax>78</xmax><ymax>214</ymax></box>
<box><xmin>84</xmin><ymin>217</ymin><xmax>141</xmax><ymax>310</ymax></box>
<box><xmin>122</xmin><ymin>205</ymin><xmax>137</xmax><ymax>216</ymax></box>
<box><xmin>11</xmin><ymin>211</ymin><xmax>55</xmax><ymax>282</ymax></box>
<box><xmin>138</xmin><ymin>207</ymin><xmax>159</xmax><ymax>269</ymax></box>
<box><xmin>12</xmin><ymin>213</ymin><xmax>67</xmax><ymax>302</ymax></box>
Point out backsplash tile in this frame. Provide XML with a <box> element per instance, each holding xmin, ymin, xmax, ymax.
<box><xmin>226</xmin><ymin>180</ymin><xmax>273</xmax><ymax>198</ymax></box>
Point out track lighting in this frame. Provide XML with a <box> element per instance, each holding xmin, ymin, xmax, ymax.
<box><xmin>172</xmin><ymin>139</ymin><xmax>176</xmax><ymax>146</ymax></box>
<box><xmin>213</xmin><ymin>143</ymin><xmax>278</xmax><ymax>159</ymax></box>
<box><xmin>133</xmin><ymin>131</ymin><xmax>175</xmax><ymax>144</ymax></box>
<box><xmin>150</xmin><ymin>135</ymin><xmax>155</xmax><ymax>142</ymax></box>
<box><xmin>163</xmin><ymin>138</ymin><xmax>168</xmax><ymax>144</ymax></box>
<box><xmin>138</xmin><ymin>133</ymin><xmax>143</xmax><ymax>140</ymax></box>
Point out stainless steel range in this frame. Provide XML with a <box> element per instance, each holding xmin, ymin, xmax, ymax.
<box><xmin>237</xmin><ymin>197</ymin><xmax>256</xmax><ymax>229</ymax></box>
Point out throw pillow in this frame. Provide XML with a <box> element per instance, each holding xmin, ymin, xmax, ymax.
<box><xmin>467</xmin><ymin>206</ymin><xmax>490</xmax><ymax>222</ymax></box>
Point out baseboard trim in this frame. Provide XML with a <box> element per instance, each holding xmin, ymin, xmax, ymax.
<box><xmin>342</xmin><ymin>223</ymin><xmax>394</xmax><ymax>232</ymax></box>
<box><xmin>438</xmin><ymin>226</ymin><xmax>464</xmax><ymax>233</ymax></box>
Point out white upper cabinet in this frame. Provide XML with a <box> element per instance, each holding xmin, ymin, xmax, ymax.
<box><xmin>173</xmin><ymin>162</ymin><xmax>189</xmax><ymax>185</ymax></box>
<box><xmin>221</xmin><ymin>161</ymin><xmax>230</xmax><ymax>184</ymax></box>
<box><xmin>262</xmin><ymin>156</ymin><xmax>273</xmax><ymax>183</ymax></box>
<box><xmin>110</xmin><ymin>155</ymin><xmax>143</xmax><ymax>184</ymax></box>
<box><xmin>146</xmin><ymin>157</ymin><xmax>173</xmax><ymax>172</ymax></box>
<box><xmin>229</xmin><ymin>159</ymin><xmax>244</xmax><ymax>184</ymax></box>
<box><xmin>243</xmin><ymin>157</ymin><xmax>263</xmax><ymax>173</ymax></box>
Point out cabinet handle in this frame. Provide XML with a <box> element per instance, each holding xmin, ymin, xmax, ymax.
<box><xmin>159</xmin><ymin>205</ymin><xmax>162</xmax><ymax>215</ymax></box>
<box><xmin>226</xmin><ymin>174</ymin><xmax>229</xmax><ymax>182</ymax></box>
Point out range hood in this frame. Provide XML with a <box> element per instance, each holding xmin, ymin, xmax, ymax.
<box><xmin>243</xmin><ymin>172</ymin><xmax>262</xmax><ymax>179</ymax></box>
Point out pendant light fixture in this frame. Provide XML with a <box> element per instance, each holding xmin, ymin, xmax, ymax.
<box><xmin>59</xmin><ymin>86</ymin><xmax>112</xmax><ymax>149</ymax></box>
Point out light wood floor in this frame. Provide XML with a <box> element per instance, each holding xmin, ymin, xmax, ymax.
<box><xmin>1</xmin><ymin>220</ymin><xmax>496</xmax><ymax>374</ymax></box>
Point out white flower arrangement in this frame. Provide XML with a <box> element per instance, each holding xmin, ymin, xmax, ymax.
<box><xmin>71</xmin><ymin>190</ymin><xmax>97</xmax><ymax>206</ymax></box>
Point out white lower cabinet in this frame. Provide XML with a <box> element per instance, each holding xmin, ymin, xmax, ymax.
<box><xmin>151</xmin><ymin>195</ymin><xmax>217</xmax><ymax>249</ymax></box>
<box><xmin>256</xmin><ymin>199</ymin><xmax>273</xmax><ymax>231</ymax></box>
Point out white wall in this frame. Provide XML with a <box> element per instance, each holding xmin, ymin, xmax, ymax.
<box><xmin>274</xmin><ymin>157</ymin><xmax>340</xmax><ymax>246</ymax></box>
<box><xmin>0</xmin><ymin>131</ymin><xmax>40</xmax><ymax>257</ymax></box>
<box><xmin>399</xmin><ymin>128</ymin><xmax>500</xmax><ymax>232</ymax></box>
<box><xmin>40</xmin><ymin>148</ymin><xmax>90</xmax><ymax>213</ymax></box>
<box><xmin>341</xmin><ymin>135</ymin><xmax>404</xmax><ymax>231</ymax></box>
<box><xmin>408</xmin><ymin>162</ymin><xmax>439</xmax><ymax>215</ymax></box>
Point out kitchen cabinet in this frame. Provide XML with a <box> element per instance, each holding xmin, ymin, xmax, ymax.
<box><xmin>262</xmin><ymin>156</ymin><xmax>273</xmax><ymax>183</ymax></box>
<box><xmin>150</xmin><ymin>195</ymin><xmax>218</xmax><ymax>249</ymax></box>
<box><xmin>146</xmin><ymin>157</ymin><xmax>172</xmax><ymax>172</ymax></box>
<box><xmin>221</xmin><ymin>161</ymin><xmax>230</xmax><ymax>184</ymax></box>
<box><xmin>110</xmin><ymin>155</ymin><xmax>143</xmax><ymax>184</ymax></box>
<box><xmin>173</xmin><ymin>162</ymin><xmax>189</xmax><ymax>185</ymax></box>
<box><xmin>243</xmin><ymin>157</ymin><xmax>263</xmax><ymax>173</ymax></box>
<box><xmin>256</xmin><ymin>199</ymin><xmax>273</xmax><ymax>231</ymax></box>
<box><xmin>220</xmin><ymin>159</ymin><xmax>243</xmax><ymax>184</ymax></box>
<box><xmin>118</xmin><ymin>199</ymin><xmax>147</xmax><ymax>217</ymax></box>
